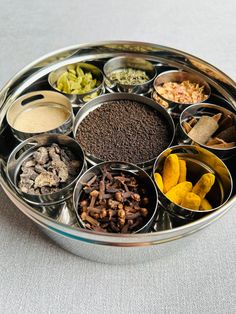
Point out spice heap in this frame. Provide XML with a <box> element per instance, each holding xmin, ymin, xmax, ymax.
<box><xmin>155</xmin><ymin>80</ymin><xmax>208</xmax><ymax>107</ymax></box>
<box><xmin>108</xmin><ymin>68</ymin><xmax>149</xmax><ymax>85</ymax></box>
<box><xmin>18</xmin><ymin>143</ymin><xmax>81</xmax><ymax>195</ymax></box>
<box><xmin>13</xmin><ymin>106</ymin><xmax>70</xmax><ymax>133</ymax></box>
<box><xmin>55</xmin><ymin>64</ymin><xmax>101</xmax><ymax>94</ymax></box>
<box><xmin>78</xmin><ymin>167</ymin><xmax>150</xmax><ymax>233</ymax></box>
<box><xmin>154</xmin><ymin>154</ymin><xmax>215</xmax><ymax>211</ymax></box>
<box><xmin>182</xmin><ymin>112</ymin><xmax>236</xmax><ymax>149</ymax></box>
<box><xmin>76</xmin><ymin>100</ymin><xmax>172</xmax><ymax>164</ymax></box>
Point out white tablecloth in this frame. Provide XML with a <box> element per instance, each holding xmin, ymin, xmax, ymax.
<box><xmin>0</xmin><ymin>0</ymin><xmax>235</xmax><ymax>313</ymax></box>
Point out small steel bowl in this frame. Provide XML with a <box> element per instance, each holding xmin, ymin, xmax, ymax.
<box><xmin>48</xmin><ymin>62</ymin><xmax>105</xmax><ymax>108</ymax></box>
<box><xmin>73</xmin><ymin>161</ymin><xmax>158</xmax><ymax>233</ymax></box>
<box><xmin>7</xmin><ymin>134</ymin><xmax>86</xmax><ymax>206</ymax></box>
<box><xmin>153</xmin><ymin>70</ymin><xmax>211</xmax><ymax>115</ymax></box>
<box><xmin>103</xmin><ymin>56</ymin><xmax>157</xmax><ymax>94</ymax></box>
<box><xmin>153</xmin><ymin>145</ymin><xmax>233</xmax><ymax>220</ymax></box>
<box><xmin>73</xmin><ymin>93</ymin><xmax>175</xmax><ymax>170</ymax></box>
<box><xmin>178</xmin><ymin>103</ymin><xmax>236</xmax><ymax>160</ymax></box>
<box><xmin>6</xmin><ymin>91</ymin><xmax>74</xmax><ymax>142</ymax></box>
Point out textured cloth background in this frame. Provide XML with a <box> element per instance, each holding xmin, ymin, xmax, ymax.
<box><xmin>0</xmin><ymin>0</ymin><xmax>235</xmax><ymax>313</ymax></box>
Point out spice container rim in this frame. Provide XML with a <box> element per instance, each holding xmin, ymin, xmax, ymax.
<box><xmin>103</xmin><ymin>55</ymin><xmax>157</xmax><ymax>87</ymax></box>
<box><xmin>179</xmin><ymin>103</ymin><xmax>236</xmax><ymax>151</ymax></box>
<box><xmin>73</xmin><ymin>160</ymin><xmax>159</xmax><ymax>234</ymax></box>
<box><xmin>73</xmin><ymin>92</ymin><xmax>176</xmax><ymax>168</ymax></box>
<box><xmin>6</xmin><ymin>133</ymin><xmax>87</xmax><ymax>205</ymax></box>
<box><xmin>153</xmin><ymin>69</ymin><xmax>211</xmax><ymax>105</ymax></box>
<box><xmin>48</xmin><ymin>62</ymin><xmax>105</xmax><ymax>102</ymax></box>
<box><xmin>152</xmin><ymin>144</ymin><xmax>233</xmax><ymax>219</ymax></box>
<box><xmin>6</xmin><ymin>90</ymin><xmax>74</xmax><ymax>141</ymax></box>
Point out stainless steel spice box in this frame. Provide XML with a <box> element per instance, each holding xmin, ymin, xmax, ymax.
<box><xmin>0</xmin><ymin>41</ymin><xmax>235</xmax><ymax>264</ymax></box>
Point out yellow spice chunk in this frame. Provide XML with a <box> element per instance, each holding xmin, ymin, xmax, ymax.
<box><xmin>163</xmin><ymin>154</ymin><xmax>180</xmax><ymax>193</ymax></box>
<box><xmin>154</xmin><ymin>173</ymin><xmax>164</xmax><ymax>193</ymax></box>
<box><xmin>192</xmin><ymin>173</ymin><xmax>215</xmax><ymax>199</ymax></box>
<box><xmin>180</xmin><ymin>192</ymin><xmax>201</xmax><ymax>210</ymax></box>
<box><xmin>178</xmin><ymin>159</ymin><xmax>187</xmax><ymax>183</ymax></box>
<box><xmin>165</xmin><ymin>181</ymin><xmax>192</xmax><ymax>205</ymax></box>
<box><xmin>199</xmin><ymin>198</ymin><xmax>212</xmax><ymax>210</ymax></box>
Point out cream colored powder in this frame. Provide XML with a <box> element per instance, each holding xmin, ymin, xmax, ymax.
<box><xmin>13</xmin><ymin>105</ymin><xmax>70</xmax><ymax>133</ymax></box>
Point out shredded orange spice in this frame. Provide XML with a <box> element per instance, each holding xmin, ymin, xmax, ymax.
<box><xmin>156</xmin><ymin>80</ymin><xmax>207</xmax><ymax>104</ymax></box>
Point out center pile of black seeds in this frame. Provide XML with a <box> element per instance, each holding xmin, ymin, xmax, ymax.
<box><xmin>76</xmin><ymin>100</ymin><xmax>172</xmax><ymax>164</ymax></box>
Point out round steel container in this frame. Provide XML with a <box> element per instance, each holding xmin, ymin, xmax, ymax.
<box><xmin>152</xmin><ymin>145</ymin><xmax>233</xmax><ymax>221</ymax></box>
<box><xmin>7</xmin><ymin>133</ymin><xmax>86</xmax><ymax>206</ymax></box>
<box><xmin>178</xmin><ymin>103</ymin><xmax>236</xmax><ymax>160</ymax></box>
<box><xmin>6</xmin><ymin>90</ymin><xmax>74</xmax><ymax>141</ymax></box>
<box><xmin>0</xmin><ymin>41</ymin><xmax>235</xmax><ymax>264</ymax></box>
<box><xmin>153</xmin><ymin>70</ymin><xmax>211</xmax><ymax>115</ymax></box>
<box><xmin>103</xmin><ymin>56</ymin><xmax>156</xmax><ymax>94</ymax></box>
<box><xmin>73</xmin><ymin>161</ymin><xmax>158</xmax><ymax>233</ymax></box>
<box><xmin>48</xmin><ymin>62</ymin><xmax>105</xmax><ymax>108</ymax></box>
<box><xmin>73</xmin><ymin>92</ymin><xmax>175</xmax><ymax>170</ymax></box>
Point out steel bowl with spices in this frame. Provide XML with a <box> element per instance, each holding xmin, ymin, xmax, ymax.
<box><xmin>7</xmin><ymin>134</ymin><xmax>86</xmax><ymax>206</ymax></box>
<box><xmin>104</xmin><ymin>56</ymin><xmax>157</xmax><ymax>94</ymax></box>
<box><xmin>178</xmin><ymin>103</ymin><xmax>236</xmax><ymax>160</ymax></box>
<box><xmin>6</xmin><ymin>90</ymin><xmax>74</xmax><ymax>141</ymax></box>
<box><xmin>73</xmin><ymin>161</ymin><xmax>158</xmax><ymax>234</ymax></box>
<box><xmin>152</xmin><ymin>70</ymin><xmax>211</xmax><ymax>116</ymax></box>
<box><xmin>48</xmin><ymin>62</ymin><xmax>105</xmax><ymax>107</ymax></box>
<box><xmin>153</xmin><ymin>145</ymin><xmax>233</xmax><ymax>221</ymax></box>
<box><xmin>73</xmin><ymin>93</ymin><xmax>175</xmax><ymax>170</ymax></box>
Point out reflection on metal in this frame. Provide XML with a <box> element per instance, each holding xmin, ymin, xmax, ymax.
<box><xmin>0</xmin><ymin>41</ymin><xmax>235</xmax><ymax>263</ymax></box>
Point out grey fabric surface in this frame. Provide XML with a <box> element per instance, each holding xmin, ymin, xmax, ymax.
<box><xmin>0</xmin><ymin>0</ymin><xmax>235</xmax><ymax>313</ymax></box>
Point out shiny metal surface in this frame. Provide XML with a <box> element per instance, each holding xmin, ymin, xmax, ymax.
<box><xmin>6</xmin><ymin>90</ymin><xmax>74</xmax><ymax>141</ymax></box>
<box><xmin>153</xmin><ymin>70</ymin><xmax>211</xmax><ymax>115</ymax></box>
<box><xmin>0</xmin><ymin>41</ymin><xmax>235</xmax><ymax>264</ymax></box>
<box><xmin>7</xmin><ymin>133</ymin><xmax>86</xmax><ymax>206</ymax></box>
<box><xmin>38</xmin><ymin>221</ymin><xmax>200</xmax><ymax>264</ymax></box>
<box><xmin>103</xmin><ymin>55</ymin><xmax>156</xmax><ymax>94</ymax></box>
<box><xmin>73</xmin><ymin>92</ymin><xmax>175</xmax><ymax>170</ymax></box>
<box><xmin>48</xmin><ymin>62</ymin><xmax>105</xmax><ymax>107</ymax></box>
<box><xmin>73</xmin><ymin>161</ymin><xmax>158</xmax><ymax>233</ymax></box>
<box><xmin>178</xmin><ymin>103</ymin><xmax>236</xmax><ymax>160</ymax></box>
<box><xmin>153</xmin><ymin>145</ymin><xmax>233</xmax><ymax>220</ymax></box>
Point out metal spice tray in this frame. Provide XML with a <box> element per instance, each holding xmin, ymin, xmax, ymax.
<box><xmin>0</xmin><ymin>41</ymin><xmax>235</xmax><ymax>264</ymax></box>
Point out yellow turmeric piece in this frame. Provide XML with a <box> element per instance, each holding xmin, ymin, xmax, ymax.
<box><xmin>192</xmin><ymin>173</ymin><xmax>215</xmax><ymax>199</ymax></box>
<box><xmin>162</xmin><ymin>154</ymin><xmax>180</xmax><ymax>193</ymax></box>
<box><xmin>165</xmin><ymin>181</ymin><xmax>192</xmax><ymax>205</ymax></box>
<box><xmin>154</xmin><ymin>173</ymin><xmax>164</xmax><ymax>193</ymax></box>
<box><xmin>178</xmin><ymin>159</ymin><xmax>187</xmax><ymax>183</ymax></box>
<box><xmin>199</xmin><ymin>198</ymin><xmax>212</xmax><ymax>210</ymax></box>
<box><xmin>180</xmin><ymin>192</ymin><xmax>201</xmax><ymax>210</ymax></box>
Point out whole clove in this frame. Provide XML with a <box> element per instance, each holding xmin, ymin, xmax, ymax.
<box><xmin>77</xmin><ymin>166</ymin><xmax>150</xmax><ymax>233</ymax></box>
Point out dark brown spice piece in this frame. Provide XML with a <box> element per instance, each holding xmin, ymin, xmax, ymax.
<box><xmin>78</xmin><ymin>166</ymin><xmax>150</xmax><ymax>233</ymax></box>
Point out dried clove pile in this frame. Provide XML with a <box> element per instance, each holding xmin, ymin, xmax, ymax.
<box><xmin>18</xmin><ymin>143</ymin><xmax>81</xmax><ymax>195</ymax></box>
<box><xmin>78</xmin><ymin>167</ymin><xmax>150</xmax><ymax>233</ymax></box>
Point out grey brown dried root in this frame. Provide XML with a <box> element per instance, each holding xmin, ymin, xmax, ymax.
<box><xmin>18</xmin><ymin>143</ymin><xmax>81</xmax><ymax>195</ymax></box>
